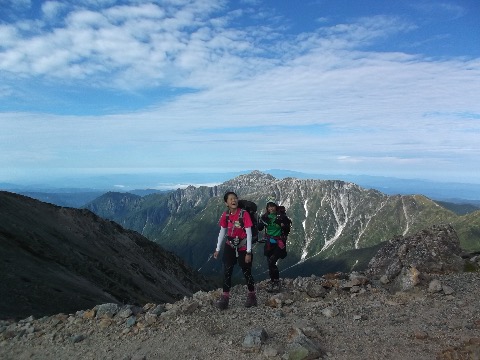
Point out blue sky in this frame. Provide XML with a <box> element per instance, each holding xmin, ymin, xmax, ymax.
<box><xmin>1</xmin><ymin>0</ymin><xmax>479</xmax><ymax>187</ymax></box>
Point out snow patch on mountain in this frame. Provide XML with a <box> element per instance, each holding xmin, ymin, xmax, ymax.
<box><xmin>402</xmin><ymin>197</ymin><xmax>410</xmax><ymax>236</ymax></box>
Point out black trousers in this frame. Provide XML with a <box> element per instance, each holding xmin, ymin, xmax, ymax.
<box><xmin>266</xmin><ymin>249</ymin><xmax>280</xmax><ymax>281</ymax></box>
<box><xmin>264</xmin><ymin>242</ymin><xmax>286</xmax><ymax>281</ymax></box>
<box><xmin>222</xmin><ymin>245</ymin><xmax>255</xmax><ymax>292</ymax></box>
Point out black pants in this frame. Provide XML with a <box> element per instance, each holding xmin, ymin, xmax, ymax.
<box><xmin>222</xmin><ymin>245</ymin><xmax>255</xmax><ymax>292</ymax></box>
<box><xmin>264</xmin><ymin>242</ymin><xmax>286</xmax><ymax>281</ymax></box>
<box><xmin>266</xmin><ymin>249</ymin><xmax>280</xmax><ymax>281</ymax></box>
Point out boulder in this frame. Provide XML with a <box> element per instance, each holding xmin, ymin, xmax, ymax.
<box><xmin>366</xmin><ymin>224</ymin><xmax>465</xmax><ymax>290</ymax></box>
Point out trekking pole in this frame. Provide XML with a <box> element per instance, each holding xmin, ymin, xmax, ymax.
<box><xmin>197</xmin><ymin>253</ymin><xmax>213</xmax><ymax>271</ymax></box>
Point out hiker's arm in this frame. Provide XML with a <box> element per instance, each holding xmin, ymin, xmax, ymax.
<box><xmin>215</xmin><ymin>227</ymin><xmax>227</xmax><ymax>253</ymax></box>
<box><xmin>245</xmin><ymin>227</ymin><xmax>252</xmax><ymax>253</ymax></box>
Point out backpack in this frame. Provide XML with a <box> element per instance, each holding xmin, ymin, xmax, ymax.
<box><xmin>225</xmin><ymin>199</ymin><xmax>259</xmax><ymax>243</ymax></box>
<box><xmin>277</xmin><ymin>205</ymin><xmax>292</xmax><ymax>237</ymax></box>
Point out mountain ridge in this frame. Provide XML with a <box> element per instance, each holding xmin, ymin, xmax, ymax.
<box><xmin>3</xmin><ymin>169</ymin><xmax>480</xmax><ymax>204</ymax></box>
<box><xmin>0</xmin><ymin>191</ymin><xmax>213</xmax><ymax>320</ymax></box>
<box><xmin>84</xmin><ymin>171</ymin><xmax>480</xmax><ymax>279</ymax></box>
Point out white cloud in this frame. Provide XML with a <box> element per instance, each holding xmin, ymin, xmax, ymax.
<box><xmin>0</xmin><ymin>24</ymin><xmax>19</xmax><ymax>47</ymax></box>
<box><xmin>0</xmin><ymin>1</ymin><xmax>479</xmax><ymax>183</ymax></box>
<box><xmin>0</xmin><ymin>0</ymin><xmax>235</xmax><ymax>89</ymax></box>
<box><xmin>41</xmin><ymin>1</ymin><xmax>65</xmax><ymax>20</ymax></box>
<box><xmin>412</xmin><ymin>2</ymin><xmax>466</xmax><ymax>20</ymax></box>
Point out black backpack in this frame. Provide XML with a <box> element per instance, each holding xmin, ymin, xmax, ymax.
<box><xmin>277</xmin><ymin>205</ymin><xmax>292</xmax><ymax>237</ymax></box>
<box><xmin>225</xmin><ymin>199</ymin><xmax>259</xmax><ymax>243</ymax></box>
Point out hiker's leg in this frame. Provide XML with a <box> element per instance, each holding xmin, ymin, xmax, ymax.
<box><xmin>268</xmin><ymin>252</ymin><xmax>280</xmax><ymax>281</ymax></box>
<box><xmin>222</xmin><ymin>245</ymin><xmax>237</xmax><ymax>293</ymax></box>
<box><xmin>239</xmin><ymin>251</ymin><xmax>255</xmax><ymax>292</ymax></box>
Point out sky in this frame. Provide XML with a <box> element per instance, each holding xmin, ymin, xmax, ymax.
<box><xmin>1</xmin><ymin>0</ymin><xmax>480</xmax><ymax>188</ymax></box>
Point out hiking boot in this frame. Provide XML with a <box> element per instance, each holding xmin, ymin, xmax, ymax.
<box><xmin>267</xmin><ymin>280</ymin><xmax>281</xmax><ymax>293</ymax></box>
<box><xmin>273</xmin><ymin>280</ymin><xmax>281</xmax><ymax>292</ymax></box>
<box><xmin>215</xmin><ymin>295</ymin><xmax>229</xmax><ymax>310</ymax></box>
<box><xmin>245</xmin><ymin>292</ymin><xmax>257</xmax><ymax>308</ymax></box>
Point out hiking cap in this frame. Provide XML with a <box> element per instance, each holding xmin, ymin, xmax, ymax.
<box><xmin>265</xmin><ymin>195</ymin><xmax>277</xmax><ymax>207</ymax></box>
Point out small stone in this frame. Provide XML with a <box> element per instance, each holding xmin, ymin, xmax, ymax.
<box><xmin>442</xmin><ymin>285</ymin><xmax>455</xmax><ymax>295</ymax></box>
<box><xmin>149</xmin><ymin>305</ymin><xmax>166</xmax><ymax>316</ymax></box>
<box><xmin>242</xmin><ymin>328</ymin><xmax>268</xmax><ymax>350</ymax></box>
<box><xmin>96</xmin><ymin>303</ymin><xmax>119</xmax><ymax>319</ymax></box>
<box><xmin>98</xmin><ymin>319</ymin><xmax>113</xmax><ymax>329</ymax></box>
<box><xmin>321</xmin><ymin>306</ymin><xmax>339</xmax><ymax>318</ymax></box>
<box><xmin>125</xmin><ymin>316</ymin><xmax>136</xmax><ymax>328</ymax></box>
<box><xmin>117</xmin><ymin>306</ymin><xmax>134</xmax><ymax>319</ymax></box>
<box><xmin>263</xmin><ymin>346</ymin><xmax>278</xmax><ymax>358</ymax></box>
<box><xmin>428</xmin><ymin>279</ymin><xmax>443</xmax><ymax>293</ymax></box>
<box><xmin>380</xmin><ymin>275</ymin><xmax>390</xmax><ymax>284</ymax></box>
<box><xmin>70</xmin><ymin>334</ymin><xmax>86</xmax><ymax>343</ymax></box>
<box><xmin>83</xmin><ymin>309</ymin><xmax>96</xmax><ymax>319</ymax></box>
<box><xmin>414</xmin><ymin>330</ymin><xmax>428</xmax><ymax>340</ymax></box>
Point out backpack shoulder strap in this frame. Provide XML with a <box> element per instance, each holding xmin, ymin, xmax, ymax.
<box><xmin>238</xmin><ymin>208</ymin><xmax>245</xmax><ymax>228</ymax></box>
<box><xmin>225</xmin><ymin>209</ymin><xmax>246</xmax><ymax>228</ymax></box>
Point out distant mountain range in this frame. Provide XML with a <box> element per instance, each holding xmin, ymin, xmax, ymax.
<box><xmin>2</xmin><ymin>169</ymin><xmax>480</xmax><ymax>205</ymax></box>
<box><xmin>84</xmin><ymin>171</ymin><xmax>480</xmax><ymax>280</ymax></box>
<box><xmin>10</xmin><ymin>189</ymin><xmax>168</xmax><ymax>208</ymax></box>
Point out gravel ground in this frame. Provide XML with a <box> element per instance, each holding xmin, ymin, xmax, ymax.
<box><xmin>1</xmin><ymin>272</ymin><xmax>479</xmax><ymax>360</ymax></box>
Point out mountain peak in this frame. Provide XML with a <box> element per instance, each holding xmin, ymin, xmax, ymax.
<box><xmin>238</xmin><ymin>170</ymin><xmax>276</xmax><ymax>181</ymax></box>
<box><xmin>220</xmin><ymin>170</ymin><xmax>276</xmax><ymax>195</ymax></box>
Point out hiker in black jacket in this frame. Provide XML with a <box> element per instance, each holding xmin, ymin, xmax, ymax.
<box><xmin>258</xmin><ymin>200</ymin><xmax>291</xmax><ymax>293</ymax></box>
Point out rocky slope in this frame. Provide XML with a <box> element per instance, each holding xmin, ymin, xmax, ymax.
<box><xmin>1</xmin><ymin>224</ymin><xmax>479</xmax><ymax>360</ymax></box>
<box><xmin>0</xmin><ymin>191</ymin><xmax>213</xmax><ymax>320</ymax></box>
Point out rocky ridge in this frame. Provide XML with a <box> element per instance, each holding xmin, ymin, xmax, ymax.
<box><xmin>0</xmin><ymin>191</ymin><xmax>213</xmax><ymax>320</ymax></box>
<box><xmin>1</xmin><ymin>225</ymin><xmax>479</xmax><ymax>360</ymax></box>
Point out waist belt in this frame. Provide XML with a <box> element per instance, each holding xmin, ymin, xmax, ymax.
<box><xmin>226</xmin><ymin>236</ymin><xmax>247</xmax><ymax>258</ymax></box>
<box><xmin>226</xmin><ymin>236</ymin><xmax>247</xmax><ymax>248</ymax></box>
<box><xmin>263</xmin><ymin>235</ymin><xmax>285</xmax><ymax>241</ymax></box>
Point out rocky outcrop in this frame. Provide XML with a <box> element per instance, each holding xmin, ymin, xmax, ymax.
<box><xmin>366</xmin><ymin>224</ymin><xmax>465</xmax><ymax>291</ymax></box>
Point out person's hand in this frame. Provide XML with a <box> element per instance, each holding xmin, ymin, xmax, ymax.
<box><xmin>245</xmin><ymin>253</ymin><xmax>252</xmax><ymax>263</ymax></box>
<box><xmin>213</xmin><ymin>250</ymin><xmax>219</xmax><ymax>259</ymax></box>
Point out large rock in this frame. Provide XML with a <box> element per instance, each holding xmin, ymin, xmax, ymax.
<box><xmin>366</xmin><ymin>224</ymin><xmax>465</xmax><ymax>289</ymax></box>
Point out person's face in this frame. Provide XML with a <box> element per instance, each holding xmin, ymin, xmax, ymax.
<box><xmin>267</xmin><ymin>204</ymin><xmax>276</xmax><ymax>213</ymax></box>
<box><xmin>225</xmin><ymin>194</ymin><xmax>238</xmax><ymax>210</ymax></box>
